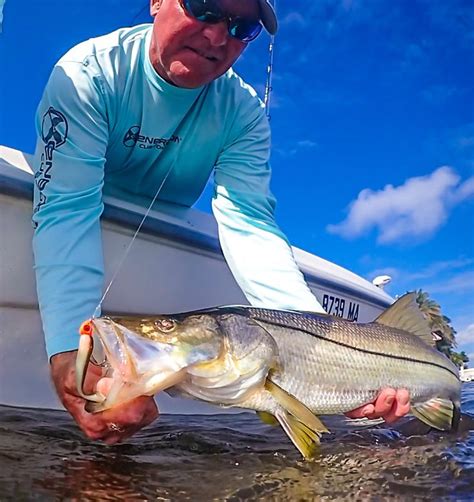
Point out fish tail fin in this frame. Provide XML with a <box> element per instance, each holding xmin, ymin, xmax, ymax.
<box><xmin>265</xmin><ymin>379</ymin><xmax>329</xmax><ymax>459</ymax></box>
<box><xmin>411</xmin><ymin>398</ymin><xmax>461</xmax><ymax>431</ymax></box>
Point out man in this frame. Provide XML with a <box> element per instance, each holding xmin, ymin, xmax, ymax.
<box><xmin>32</xmin><ymin>0</ymin><xmax>409</xmax><ymax>444</ymax></box>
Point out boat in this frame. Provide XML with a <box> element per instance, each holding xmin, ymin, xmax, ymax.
<box><xmin>460</xmin><ymin>367</ymin><xmax>474</xmax><ymax>383</ymax></box>
<box><xmin>0</xmin><ymin>144</ymin><xmax>393</xmax><ymax>412</ymax></box>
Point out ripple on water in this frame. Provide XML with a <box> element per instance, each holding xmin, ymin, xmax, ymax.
<box><xmin>0</xmin><ymin>384</ymin><xmax>472</xmax><ymax>500</ymax></box>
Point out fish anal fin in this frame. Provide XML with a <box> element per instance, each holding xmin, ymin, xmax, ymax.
<box><xmin>374</xmin><ymin>293</ymin><xmax>435</xmax><ymax>347</ymax></box>
<box><xmin>411</xmin><ymin>398</ymin><xmax>458</xmax><ymax>431</ymax></box>
<box><xmin>257</xmin><ymin>411</ymin><xmax>279</xmax><ymax>426</ymax></box>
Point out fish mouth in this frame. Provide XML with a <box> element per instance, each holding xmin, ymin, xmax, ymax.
<box><xmin>75</xmin><ymin>318</ymin><xmax>187</xmax><ymax>413</ymax></box>
<box><xmin>75</xmin><ymin>319</ymin><xmax>109</xmax><ymax>404</ymax></box>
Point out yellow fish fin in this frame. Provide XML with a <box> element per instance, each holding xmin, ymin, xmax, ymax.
<box><xmin>411</xmin><ymin>398</ymin><xmax>460</xmax><ymax>431</ymax></box>
<box><xmin>265</xmin><ymin>379</ymin><xmax>329</xmax><ymax>459</ymax></box>
<box><xmin>265</xmin><ymin>379</ymin><xmax>329</xmax><ymax>434</ymax></box>
<box><xmin>257</xmin><ymin>411</ymin><xmax>279</xmax><ymax>426</ymax></box>
<box><xmin>275</xmin><ymin>410</ymin><xmax>321</xmax><ymax>460</ymax></box>
<box><xmin>374</xmin><ymin>293</ymin><xmax>435</xmax><ymax>347</ymax></box>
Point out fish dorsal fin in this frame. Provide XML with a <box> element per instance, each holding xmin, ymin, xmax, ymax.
<box><xmin>374</xmin><ymin>293</ymin><xmax>435</xmax><ymax>346</ymax></box>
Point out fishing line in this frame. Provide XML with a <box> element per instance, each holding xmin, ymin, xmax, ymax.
<box><xmin>264</xmin><ymin>34</ymin><xmax>275</xmax><ymax>119</ymax></box>
<box><xmin>93</xmin><ymin>162</ymin><xmax>176</xmax><ymax>319</ymax></box>
<box><xmin>264</xmin><ymin>0</ymin><xmax>277</xmax><ymax>119</ymax></box>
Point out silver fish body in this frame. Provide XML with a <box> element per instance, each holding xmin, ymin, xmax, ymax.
<box><xmin>236</xmin><ymin>308</ymin><xmax>460</xmax><ymax>415</ymax></box>
<box><xmin>77</xmin><ymin>293</ymin><xmax>462</xmax><ymax>458</ymax></box>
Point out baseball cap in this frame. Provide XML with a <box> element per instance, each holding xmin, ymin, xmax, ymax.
<box><xmin>258</xmin><ymin>0</ymin><xmax>278</xmax><ymax>35</ymax></box>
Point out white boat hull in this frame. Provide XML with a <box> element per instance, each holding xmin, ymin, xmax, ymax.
<box><xmin>460</xmin><ymin>368</ymin><xmax>474</xmax><ymax>383</ymax></box>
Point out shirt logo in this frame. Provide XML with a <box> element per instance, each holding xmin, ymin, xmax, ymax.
<box><xmin>123</xmin><ymin>125</ymin><xmax>141</xmax><ymax>147</ymax></box>
<box><xmin>123</xmin><ymin>125</ymin><xmax>181</xmax><ymax>150</ymax></box>
<box><xmin>41</xmin><ymin>107</ymin><xmax>68</xmax><ymax>148</ymax></box>
<box><xmin>34</xmin><ymin>107</ymin><xmax>69</xmax><ymax>219</ymax></box>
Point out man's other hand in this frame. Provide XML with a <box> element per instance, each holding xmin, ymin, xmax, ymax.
<box><xmin>50</xmin><ymin>351</ymin><xmax>158</xmax><ymax>444</ymax></box>
<box><xmin>345</xmin><ymin>388</ymin><xmax>410</xmax><ymax>423</ymax></box>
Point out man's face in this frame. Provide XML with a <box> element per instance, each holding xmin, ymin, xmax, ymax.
<box><xmin>149</xmin><ymin>0</ymin><xmax>259</xmax><ymax>88</ymax></box>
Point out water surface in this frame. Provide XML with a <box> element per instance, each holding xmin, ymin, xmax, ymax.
<box><xmin>0</xmin><ymin>384</ymin><xmax>473</xmax><ymax>501</ymax></box>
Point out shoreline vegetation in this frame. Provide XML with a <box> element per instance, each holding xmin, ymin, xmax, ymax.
<box><xmin>416</xmin><ymin>289</ymin><xmax>469</xmax><ymax>368</ymax></box>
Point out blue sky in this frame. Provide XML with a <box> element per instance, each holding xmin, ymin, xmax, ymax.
<box><xmin>1</xmin><ymin>0</ymin><xmax>473</xmax><ymax>361</ymax></box>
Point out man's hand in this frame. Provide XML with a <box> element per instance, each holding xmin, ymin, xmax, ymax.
<box><xmin>345</xmin><ymin>388</ymin><xmax>410</xmax><ymax>423</ymax></box>
<box><xmin>50</xmin><ymin>351</ymin><xmax>158</xmax><ymax>444</ymax></box>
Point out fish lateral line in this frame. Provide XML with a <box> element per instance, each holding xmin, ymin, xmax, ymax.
<box><xmin>252</xmin><ymin>317</ymin><xmax>459</xmax><ymax>379</ymax></box>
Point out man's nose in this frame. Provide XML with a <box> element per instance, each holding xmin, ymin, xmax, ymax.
<box><xmin>202</xmin><ymin>21</ymin><xmax>229</xmax><ymax>46</ymax></box>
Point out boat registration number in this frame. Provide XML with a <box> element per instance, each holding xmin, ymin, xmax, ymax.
<box><xmin>322</xmin><ymin>294</ymin><xmax>360</xmax><ymax>321</ymax></box>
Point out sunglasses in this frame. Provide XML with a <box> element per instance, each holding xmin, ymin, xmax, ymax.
<box><xmin>181</xmin><ymin>0</ymin><xmax>263</xmax><ymax>43</ymax></box>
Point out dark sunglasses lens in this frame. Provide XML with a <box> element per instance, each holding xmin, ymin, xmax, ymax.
<box><xmin>229</xmin><ymin>19</ymin><xmax>262</xmax><ymax>42</ymax></box>
<box><xmin>184</xmin><ymin>0</ymin><xmax>222</xmax><ymax>22</ymax></box>
<box><xmin>184</xmin><ymin>0</ymin><xmax>263</xmax><ymax>42</ymax></box>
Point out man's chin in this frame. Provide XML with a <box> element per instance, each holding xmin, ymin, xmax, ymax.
<box><xmin>167</xmin><ymin>61</ymin><xmax>221</xmax><ymax>89</ymax></box>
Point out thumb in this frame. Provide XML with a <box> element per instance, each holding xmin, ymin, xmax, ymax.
<box><xmin>95</xmin><ymin>377</ymin><xmax>114</xmax><ymax>396</ymax></box>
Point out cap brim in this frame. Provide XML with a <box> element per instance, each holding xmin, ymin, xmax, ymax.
<box><xmin>258</xmin><ymin>0</ymin><xmax>278</xmax><ymax>35</ymax></box>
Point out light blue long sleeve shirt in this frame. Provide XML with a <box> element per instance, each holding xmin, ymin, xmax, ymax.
<box><xmin>32</xmin><ymin>24</ymin><xmax>323</xmax><ymax>358</ymax></box>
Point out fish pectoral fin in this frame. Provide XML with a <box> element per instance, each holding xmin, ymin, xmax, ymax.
<box><xmin>265</xmin><ymin>379</ymin><xmax>329</xmax><ymax>434</ymax></box>
<box><xmin>411</xmin><ymin>398</ymin><xmax>460</xmax><ymax>431</ymax></box>
<box><xmin>265</xmin><ymin>379</ymin><xmax>329</xmax><ymax>459</ymax></box>
<box><xmin>275</xmin><ymin>410</ymin><xmax>322</xmax><ymax>460</ymax></box>
<box><xmin>257</xmin><ymin>411</ymin><xmax>279</xmax><ymax>426</ymax></box>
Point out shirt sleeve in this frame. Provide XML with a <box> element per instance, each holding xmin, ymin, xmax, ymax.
<box><xmin>32</xmin><ymin>54</ymin><xmax>109</xmax><ymax>359</ymax></box>
<box><xmin>212</xmin><ymin>94</ymin><xmax>325</xmax><ymax>313</ymax></box>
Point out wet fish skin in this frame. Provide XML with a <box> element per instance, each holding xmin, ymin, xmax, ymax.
<box><xmin>237</xmin><ymin>308</ymin><xmax>460</xmax><ymax>415</ymax></box>
<box><xmin>78</xmin><ymin>293</ymin><xmax>462</xmax><ymax>458</ymax></box>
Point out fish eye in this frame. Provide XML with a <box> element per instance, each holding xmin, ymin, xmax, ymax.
<box><xmin>155</xmin><ymin>319</ymin><xmax>177</xmax><ymax>333</ymax></box>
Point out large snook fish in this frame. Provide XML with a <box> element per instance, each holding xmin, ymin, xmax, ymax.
<box><xmin>76</xmin><ymin>293</ymin><xmax>461</xmax><ymax>459</ymax></box>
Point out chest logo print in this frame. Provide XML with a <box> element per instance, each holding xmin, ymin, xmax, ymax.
<box><xmin>123</xmin><ymin>125</ymin><xmax>181</xmax><ymax>150</ymax></box>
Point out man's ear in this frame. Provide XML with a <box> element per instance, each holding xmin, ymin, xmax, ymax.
<box><xmin>150</xmin><ymin>0</ymin><xmax>162</xmax><ymax>17</ymax></box>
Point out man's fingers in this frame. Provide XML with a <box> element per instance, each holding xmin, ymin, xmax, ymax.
<box><xmin>344</xmin><ymin>388</ymin><xmax>411</xmax><ymax>423</ymax></box>
<box><xmin>373</xmin><ymin>388</ymin><xmax>397</xmax><ymax>416</ymax></box>
<box><xmin>345</xmin><ymin>403</ymin><xmax>375</xmax><ymax>419</ymax></box>
<box><xmin>383</xmin><ymin>389</ymin><xmax>411</xmax><ymax>424</ymax></box>
<box><xmin>74</xmin><ymin>395</ymin><xmax>159</xmax><ymax>443</ymax></box>
<box><xmin>51</xmin><ymin>351</ymin><xmax>159</xmax><ymax>444</ymax></box>
<box><xmin>95</xmin><ymin>377</ymin><xmax>114</xmax><ymax>396</ymax></box>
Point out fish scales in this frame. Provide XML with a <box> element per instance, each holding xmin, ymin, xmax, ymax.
<box><xmin>232</xmin><ymin>308</ymin><xmax>459</xmax><ymax>414</ymax></box>
<box><xmin>77</xmin><ymin>293</ymin><xmax>463</xmax><ymax>459</ymax></box>
<box><xmin>244</xmin><ymin>308</ymin><xmax>456</xmax><ymax>374</ymax></box>
<box><xmin>254</xmin><ymin>321</ymin><xmax>456</xmax><ymax>414</ymax></box>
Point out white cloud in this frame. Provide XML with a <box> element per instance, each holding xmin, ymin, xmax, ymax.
<box><xmin>297</xmin><ymin>140</ymin><xmax>318</xmax><ymax>149</ymax></box>
<box><xmin>425</xmin><ymin>271</ymin><xmax>474</xmax><ymax>295</ymax></box>
<box><xmin>365</xmin><ymin>259</ymin><xmax>474</xmax><ymax>289</ymax></box>
<box><xmin>280</xmin><ymin>12</ymin><xmax>307</xmax><ymax>28</ymax></box>
<box><xmin>327</xmin><ymin>166</ymin><xmax>473</xmax><ymax>244</ymax></box>
<box><xmin>453</xmin><ymin>176</ymin><xmax>474</xmax><ymax>202</ymax></box>
<box><xmin>404</xmin><ymin>258</ymin><xmax>474</xmax><ymax>282</ymax></box>
<box><xmin>456</xmin><ymin>324</ymin><xmax>474</xmax><ymax>346</ymax></box>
